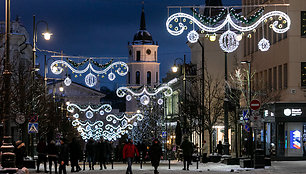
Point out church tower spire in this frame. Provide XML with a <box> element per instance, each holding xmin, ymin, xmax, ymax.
<box><xmin>126</xmin><ymin>4</ymin><xmax>160</xmax><ymax>112</ymax></box>
<box><xmin>140</xmin><ymin>3</ymin><xmax>146</xmax><ymax>30</ymax></box>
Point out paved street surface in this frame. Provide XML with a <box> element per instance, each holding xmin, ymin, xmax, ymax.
<box><xmin>30</xmin><ymin>160</ymin><xmax>306</xmax><ymax>174</ymax></box>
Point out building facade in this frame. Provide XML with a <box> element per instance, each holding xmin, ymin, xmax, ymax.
<box><xmin>242</xmin><ymin>0</ymin><xmax>306</xmax><ymax>158</ymax></box>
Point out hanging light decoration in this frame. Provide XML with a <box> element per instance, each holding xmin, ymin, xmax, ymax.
<box><xmin>64</xmin><ymin>76</ymin><xmax>72</xmax><ymax>86</ymax></box>
<box><xmin>166</xmin><ymin>9</ymin><xmax>291</xmax><ymax>52</ymax></box>
<box><xmin>50</xmin><ymin>58</ymin><xmax>128</xmax><ymax>87</ymax></box>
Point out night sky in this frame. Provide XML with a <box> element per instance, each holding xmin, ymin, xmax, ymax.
<box><xmin>0</xmin><ymin>0</ymin><xmax>240</xmax><ymax>89</ymax></box>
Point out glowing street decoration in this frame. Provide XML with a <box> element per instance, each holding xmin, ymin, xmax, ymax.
<box><xmin>219</xmin><ymin>30</ymin><xmax>239</xmax><ymax>53</ymax></box>
<box><xmin>64</xmin><ymin>77</ymin><xmax>72</xmax><ymax>86</ymax></box>
<box><xmin>166</xmin><ymin>10</ymin><xmax>291</xmax><ymax>52</ymax></box>
<box><xmin>258</xmin><ymin>38</ymin><xmax>270</xmax><ymax>51</ymax></box>
<box><xmin>106</xmin><ymin>113</ymin><xmax>144</xmax><ymax>123</ymax></box>
<box><xmin>140</xmin><ymin>95</ymin><xmax>150</xmax><ymax>105</ymax></box>
<box><xmin>157</xmin><ymin>98</ymin><xmax>163</xmax><ymax>105</ymax></box>
<box><xmin>50</xmin><ymin>60</ymin><xmax>128</xmax><ymax>87</ymax></box>
<box><xmin>187</xmin><ymin>30</ymin><xmax>199</xmax><ymax>43</ymax></box>
<box><xmin>72</xmin><ymin>119</ymin><xmax>104</xmax><ymax>127</ymax></box>
<box><xmin>67</xmin><ymin>103</ymin><xmax>112</xmax><ymax>114</ymax></box>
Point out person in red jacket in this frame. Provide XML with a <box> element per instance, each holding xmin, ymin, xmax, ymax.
<box><xmin>122</xmin><ymin>139</ymin><xmax>139</xmax><ymax>174</ymax></box>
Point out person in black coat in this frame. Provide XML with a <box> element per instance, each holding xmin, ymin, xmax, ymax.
<box><xmin>37</xmin><ymin>138</ymin><xmax>48</xmax><ymax>173</ymax></box>
<box><xmin>69</xmin><ymin>137</ymin><xmax>81</xmax><ymax>172</ymax></box>
<box><xmin>59</xmin><ymin>138</ymin><xmax>69</xmax><ymax>174</ymax></box>
<box><xmin>14</xmin><ymin>140</ymin><xmax>26</xmax><ymax>169</ymax></box>
<box><xmin>149</xmin><ymin>139</ymin><xmax>162</xmax><ymax>174</ymax></box>
<box><xmin>217</xmin><ymin>141</ymin><xmax>223</xmax><ymax>155</ymax></box>
<box><xmin>97</xmin><ymin>139</ymin><xmax>107</xmax><ymax>170</ymax></box>
<box><xmin>47</xmin><ymin>140</ymin><xmax>58</xmax><ymax>173</ymax></box>
<box><xmin>86</xmin><ymin>138</ymin><xmax>95</xmax><ymax>170</ymax></box>
<box><xmin>180</xmin><ymin>136</ymin><xmax>193</xmax><ymax>170</ymax></box>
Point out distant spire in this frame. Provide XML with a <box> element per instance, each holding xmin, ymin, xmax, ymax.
<box><xmin>140</xmin><ymin>1</ymin><xmax>146</xmax><ymax>30</ymax></box>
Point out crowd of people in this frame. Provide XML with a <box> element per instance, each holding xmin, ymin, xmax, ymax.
<box><xmin>10</xmin><ymin>136</ymin><xmax>199</xmax><ymax>174</ymax></box>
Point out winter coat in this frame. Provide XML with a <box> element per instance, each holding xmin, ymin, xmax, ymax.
<box><xmin>86</xmin><ymin>140</ymin><xmax>95</xmax><ymax>157</ymax></box>
<box><xmin>15</xmin><ymin>142</ymin><xmax>26</xmax><ymax>167</ymax></box>
<box><xmin>180</xmin><ymin>140</ymin><xmax>193</xmax><ymax>157</ymax></box>
<box><xmin>37</xmin><ymin>140</ymin><xmax>47</xmax><ymax>155</ymax></box>
<box><xmin>47</xmin><ymin>142</ymin><xmax>58</xmax><ymax>158</ymax></box>
<box><xmin>122</xmin><ymin>143</ymin><xmax>139</xmax><ymax>159</ymax></box>
<box><xmin>69</xmin><ymin>139</ymin><xmax>81</xmax><ymax>160</ymax></box>
<box><xmin>96</xmin><ymin>141</ymin><xmax>106</xmax><ymax>161</ymax></box>
<box><xmin>149</xmin><ymin>142</ymin><xmax>162</xmax><ymax>167</ymax></box>
<box><xmin>59</xmin><ymin>143</ymin><xmax>69</xmax><ymax>164</ymax></box>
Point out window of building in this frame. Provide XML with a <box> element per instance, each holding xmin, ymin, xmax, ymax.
<box><xmin>128</xmin><ymin>72</ymin><xmax>130</xmax><ymax>84</ymax></box>
<box><xmin>154</xmin><ymin>51</ymin><xmax>157</xmax><ymax>61</ymax></box>
<box><xmin>136</xmin><ymin>71</ymin><xmax>140</xmax><ymax>84</ymax></box>
<box><xmin>136</xmin><ymin>51</ymin><xmax>141</xmax><ymax>61</ymax></box>
<box><xmin>278</xmin><ymin>65</ymin><xmax>282</xmax><ymax>90</ymax></box>
<box><xmin>156</xmin><ymin>72</ymin><xmax>158</xmax><ymax>83</ymax></box>
<box><xmin>147</xmin><ymin>71</ymin><xmax>151</xmax><ymax>85</ymax></box>
<box><xmin>284</xmin><ymin>64</ymin><xmax>288</xmax><ymax>89</ymax></box>
<box><xmin>264</xmin><ymin>70</ymin><xmax>267</xmax><ymax>89</ymax></box>
<box><xmin>268</xmin><ymin>68</ymin><xmax>272</xmax><ymax>90</ymax></box>
<box><xmin>273</xmin><ymin>67</ymin><xmax>277</xmax><ymax>90</ymax></box>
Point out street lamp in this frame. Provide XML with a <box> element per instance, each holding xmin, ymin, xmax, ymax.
<box><xmin>241</xmin><ymin>60</ymin><xmax>253</xmax><ymax>158</ymax></box>
<box><xmin>171</xmin><ymin>55</ymin><xmax>187</xmax><ymax>134</ymax></box>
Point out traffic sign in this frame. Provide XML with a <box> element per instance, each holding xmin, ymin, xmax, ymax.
<box><xmin>28</xmin><ymin>122</ymin><xmax>38</xmax><ymax>133</ymax></box>
<box><xmin>162</xmin><ymin>131</ymin><xmax>167</xmax><ymax>138</ymax></box>
<box><xmin>250</xmin><ymin>99</ymin><xmax>261</xmax><ymax>110</ymax></box>
<box><xmin>244</xmin><ymin>124</ymin><xmax>250</xmax><ymax>132</ymax></box>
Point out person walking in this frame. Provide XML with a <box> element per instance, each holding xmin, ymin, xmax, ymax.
<box><xmin>217</xmin><ymin>141</ymin><xmax>223</xmax><ymax>155</ymax></box>
<box><xmin>58</xmin><ymin>138</ymin><xmax>69</xmax><ymax>174</ymax></box>
<box><xmin>202</xmin><ymin>140</ymin><xmax>208</xmax><ymax>163</ymax></box>
<box><xmin>47</xmin><ymin>140</ymin><xmax>58</xmax><ymax>174</ymax></box>
<box><xmin>180</xmin><ymin>136</ymin><xmax>193</xmax><ymax>170</ymax></box>
<box><xmin>37</xmin><ymin>138</ymin><xmax>48</xmax><ymax>173</ymax></box>
<box><xmin>149</xmin><ymin>139</ymin><xmax>162</xmax><ymax>174</ymax></box>
<box><xmin>14</xmin><ymin>140</ymin><xmax>26</xmax><ymax>169</ymax></box>
<box><xmin>97</xmin><ymin>139</ymin><xmax>107</xmax><ymax>170</ymax></box>
<box><xmin>69</xmin><ymin>137</ymin><xmax>81</xmax><ymax>172</ymax></box>
<box><xmin>86</xmin><ymin>138</ymin><xmax>95</xmax><ymax>170</ymax></box>
<box><xmin>122</xmin><ymin>139</ymin><xmax>139</xmax><ymax>174</ymax></box>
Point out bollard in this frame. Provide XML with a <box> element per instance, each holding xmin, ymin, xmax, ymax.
<box><xmin>111</xmin><ymin>152</ymin><xmax>114</xmax><ymax>169</ymax></box>
<box><xmin>140</xmin><ymin>151</ymin><xmax>143</xmax><ymax>169</ymax></box>
<box><xmin>83</xmin><ymin>154</ymin><xmax>86</xmax><ymax>171</ymax></box>
<box><xmin>168</xmin><ymin>152</ymin><xmax>171</xmax><ymax>169</ymax></box>
<box><xmin>196</xmin><ymin>154</ymin><xmax>199</xmax><ymax>169</ymax></box>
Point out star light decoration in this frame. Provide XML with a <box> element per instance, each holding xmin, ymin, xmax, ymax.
<box><xmin>166</xmin><ymin>8</ymin><xmax>291</xmax><ymax>53</ymax></box>
<box><xmin>116</xmin><ymin>78</ymin><xmax>177</xmax><ymax>105</ymax></box>
<box><xmin>50</xmin><ymin>59</ymin><xmax>128</xmax><ymax>87</ymax></box>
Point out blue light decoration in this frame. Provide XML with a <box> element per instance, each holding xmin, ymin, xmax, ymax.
<box><xmin>290</xmin><ymin>130</ymin><xmax>301</xmax><ymax>149</ymax></box>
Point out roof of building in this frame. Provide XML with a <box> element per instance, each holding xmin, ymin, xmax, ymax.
<box><xmin>132</xmin><ymin>6</ymin><xmax>154</xmax><ymax>45</ymax></box>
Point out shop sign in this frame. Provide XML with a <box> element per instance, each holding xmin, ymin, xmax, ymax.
<box><xmin>283</xmin><ymin>108</ymin><xmax>303</xmax><ymax>116</ymax></box>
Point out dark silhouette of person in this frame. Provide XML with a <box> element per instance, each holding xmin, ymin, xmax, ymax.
<box><xmin>149</xmin><ymin>139</ymin><xmax>162</xmax><ymax>174</ymax></box>
<box><xmin>47</xmin><ymin>140</ymin><xmax>58</xmax><ymax>173</ymax></box>
<box><xmin>37</xmin><ymin>138</ymin><xmax>48</xmax><ymax>173</ymax></box>
<box><xmin>217</xmin><ymin>141</ymin><xmax>223</xmax><ymax>155</ymax></box>
<box><xmin>180</xmin><ymin>136</ymin><xmax>193</xmax><ymax>170</ymax></box>
<box><xmin>86</xmin><ymin>138</ymin><xmax>95</xmax><ymax>170</ymax></box>
<box><xmin>122</xmin><ymin>139</ymin><xmax>139</xmax><ymax>174</ymax></box>
<box><xmin>97</xmin><ymin>139</ymin><xmax>107</xmax><ymax>170</ymax></box>
<box><xmin>59</xmin><ymin>138</ymin><xmax>69</xmax><ymax>174</ymax></box>
<box><xmin>69</xmin><ymin>137</ymin><xmax>81</xmax><ymax>172</ymax></box>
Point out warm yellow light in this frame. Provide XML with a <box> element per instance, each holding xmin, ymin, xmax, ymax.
<box><xmin>209</xmin><ymin>34</ymin><xmax>216</xmax><ymax>42</ymax></box>
<box><xmin>137</xmin><ymin>110</ymin><xmax>141</xmax><ymax>114</ymax></box>
<box><xmin>167</xmin><ymin>140</ymin><xmax>170</xmax><ymax>144</ymax></box>
<box><xmin>237</xmin><ymin>34</ymin><xmax>243</xmax><ymax>41</ymax></box>
<box><xmin>172</xmin><ymin>66</ymin><xmax>178</xmax><ymax>73</ymax></box>
<box><xmin>66</xmin><ymin>101</ymin><xmax>70</xmax><ymax>105</ymax></box>
<box><xmin>42</xmin><ymin>32</ymin><xmax>52</xmax><ymax>40</ymax></box>
<box><xmin>59</xmin><ymin>86</ymin><xmax>64</xmax><ymax>92</ymax></box>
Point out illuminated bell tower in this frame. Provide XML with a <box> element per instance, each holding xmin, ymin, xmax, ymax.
<box><xmin>126</xmin><ymin>6</ymin><xmax>160</xmax><ymax>112</ymax></box>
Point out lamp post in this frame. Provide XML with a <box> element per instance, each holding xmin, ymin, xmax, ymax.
<box><xmin>1</xmin><ymin>0</ymin><xmax>17</xmax><ymax>170</ymax></box>
<box><xmin>241</xmin><ymin>60</ymin><xmax>253</xmax><ymax>159</ymax></box>
<box><xmin>172</xmin><ymin>55</ymin><xmax>187</xmax><ymax>134</ymax></box>
<box><xmin>31</xmin><ymin>15</ymin><xmax>52</xmax><ymax>157</ymax></box>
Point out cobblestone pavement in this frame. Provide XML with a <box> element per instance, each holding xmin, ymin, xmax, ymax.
<box><xmin>30</xmin><ymin>160</ymin><xmax>306</xmax><ymax>174</ymax></box>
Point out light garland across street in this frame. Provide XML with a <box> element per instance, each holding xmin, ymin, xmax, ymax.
<box><xmin>50</xmin><ymin>59</ymin><xmax>128</xmax><ymax>87</ymax></box>
<box><xmin>166</xmin><ymin>8</ymin><xmax>291</xmax><ymax>53</ymax></box>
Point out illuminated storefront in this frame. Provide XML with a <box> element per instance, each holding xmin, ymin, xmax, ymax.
<box><xmin>264</xmin><ymin>103</ymin><xmax>306</xmax><ymax>158</ymax></box>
